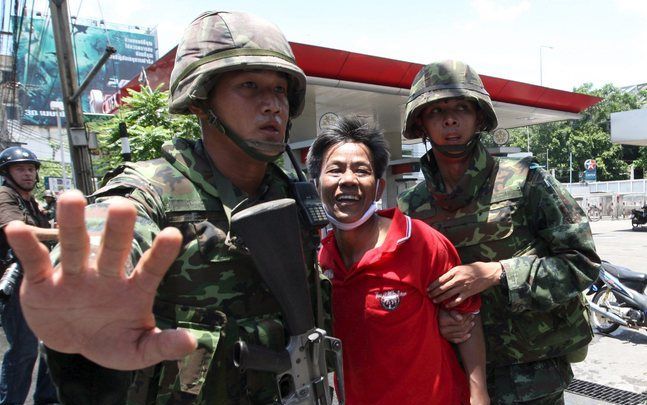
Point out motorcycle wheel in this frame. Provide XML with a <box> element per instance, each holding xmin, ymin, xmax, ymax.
<box><xmin>588</xmin><ymin>208</ymin><xmax>601</xmax><ymax>222</ymax></box>
<box><xmin>632</xmin><ymin>218</ymin><xmax>639</xmax><ymax>229</ymax></box>
<box><xmin>591</xmin><ymin>287</ymin><xmax>620</xmax><ymax>334</ymax></box>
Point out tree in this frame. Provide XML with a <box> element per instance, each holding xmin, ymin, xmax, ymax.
<box><xmin>88</xmin><ymin>85</ymin><xmax>201</xmax><ymax>178</ymax></box>
<box><xmin>506</xmin><ymin>83</ymin><xmax>647</xmax><ymax>182</ymax></box>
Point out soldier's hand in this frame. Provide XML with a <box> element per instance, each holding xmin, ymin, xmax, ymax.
<box><xmin>438</xmin><ymin>309</ymin><xmax>475</xmax><ymax>344</ymax></box>
<box><xmin>428</xmin><ymin>262</ymin><xmax>502</xmax><ymax>308</ymax></box>
<box><xmin>6</xmin><ymin>190</ymin><xmax>197</xmax><ymax>371</ymax></box>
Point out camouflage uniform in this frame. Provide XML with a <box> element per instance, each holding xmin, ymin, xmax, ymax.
<box><xmin>46</xmin><ymin>138</ymin><xmax>327</xmax><ymax>404</ymax></box>
<box><xmin>45</xmin><ymin>11</ymin><xmax>329</xmax><ymax>404</ymax></box>
<box><xmin>398</xmin><ymin>61</ymin><xmax>600</xmax><ymax>404</ymax></box>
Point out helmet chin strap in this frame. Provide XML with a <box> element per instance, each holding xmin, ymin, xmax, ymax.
<box><xmin>428</xmin><ymin>133</ymin><xmax>481</xmax><ymax>159</ymax></box>
<box><xmin>206</xmin><ymin>109</ymin><xmax>286</xmax><ymax>162</ymax></box>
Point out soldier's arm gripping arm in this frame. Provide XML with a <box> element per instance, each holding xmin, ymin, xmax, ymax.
<box><xmin>501</xmin><ymin>168</ymin><xmax>601</xmax><ymax>312</ymax></box>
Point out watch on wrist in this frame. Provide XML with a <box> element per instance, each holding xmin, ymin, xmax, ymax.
<box><xmin>499</xmin><ymin>269</ymin><xmax>508</xmax><ymax>290</ymax></box>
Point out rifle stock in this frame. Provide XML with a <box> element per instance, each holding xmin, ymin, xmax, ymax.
<box><xmin>230</xmin><ymin>199</ymin><xmax>344</xmax><ymax>405</ymax></box>
<box><xmin>230</xmin><ymin>198</ymin><xmax>314</xmax><ymax>336</ymax></box>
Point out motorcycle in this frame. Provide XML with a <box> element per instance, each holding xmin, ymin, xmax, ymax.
<box><xmin>587</xmin><ymin>261</ymin><xmax>647</xmax><ymax>334</ymax></box>
<box><xmin>630</xmin><ymin>206</ymin><xmax>647</xmax><ymax>230</ymax></box>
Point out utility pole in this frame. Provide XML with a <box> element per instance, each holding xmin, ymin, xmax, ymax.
<box><xmin>50</xmin><ymin>101</ymin><xmax>67</xmax><ymax>187</ymax></box>
<box><xmin>569</xmin><ymin>151</ymin><xmax>573</xmax><ymax>184</ymax></box>
<box><xmin>49</xmin><ymin>0</ymin><xmax>95</xmax><ymax>195</ymax></box>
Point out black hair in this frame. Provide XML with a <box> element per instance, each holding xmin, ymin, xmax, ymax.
<box><xmin>306</xmin><ymin>115</ymin><xmax>390</xmax><ymax>180</ymax></box>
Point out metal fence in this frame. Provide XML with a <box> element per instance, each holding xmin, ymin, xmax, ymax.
<box><xmin>564</xmin><ymin>180</ymin><xmax>647</xmax><ymax>219</ymax></box>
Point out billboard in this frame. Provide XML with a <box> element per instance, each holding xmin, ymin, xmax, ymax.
<box><xmin>14</xmin><ymin>16</ymin><xmax>157</xmax><ymax>126</ymax></box>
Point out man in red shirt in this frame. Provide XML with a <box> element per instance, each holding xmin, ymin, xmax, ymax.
<box><xmin>307</xmin><ymin>115</ymin><xmax>488</xmax><ymax>404</ymax></box>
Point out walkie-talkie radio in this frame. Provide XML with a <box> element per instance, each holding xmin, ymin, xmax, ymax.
<box><xmin>285</xmin><ymin>145</ymin><xmax>328</xmax><ymax>230</ymax></box>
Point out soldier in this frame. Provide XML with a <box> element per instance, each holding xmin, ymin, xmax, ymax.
<box><xmin>5</xmin><ymin>11</ymin><xmax>330</xmax><ymax>404</ymax></box>
<box><xmin>0</xmin><ymin>147</ymin><xmax>58</xmax><ymax>405</ymax></box>
<box><xmin>397</xmin><ymin>60</ymin><xmax>600</xmax><ymax>404</ymax></box>
<box><xmin>42</xmin><ymin>190</ymin><xmax>56</xmax><ymax>225</ymax></box>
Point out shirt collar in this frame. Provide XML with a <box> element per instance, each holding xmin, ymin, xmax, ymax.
<box><xmin>420</xmin><ymin>140</ymin><xmax>495</xmax><ymax>211</ymax></box>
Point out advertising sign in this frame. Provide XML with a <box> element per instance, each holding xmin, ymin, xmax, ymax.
<box><xmin>14</xmin><ymin>16</ymin><xmax>157</xmax><ymax>126</ymax></box>
<box><xmin>584</xmin><ymin>159</ymin><xmax>597</xmax><ymax>182</ymax></box>
<box><xmin>44</xmin><ymin>176</ymin><xmax>73</xmax><ymax>193</ymax></box>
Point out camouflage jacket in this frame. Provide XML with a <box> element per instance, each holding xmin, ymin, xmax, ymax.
<box><xmin>46</xmin><ymin>138</ymin><xmax>328</xmax><ymax>405</ymax></box>
<box><xmin>398</xmin><ymin>142</ymin><xmax>600</xmax><ymax>367</ymax></box>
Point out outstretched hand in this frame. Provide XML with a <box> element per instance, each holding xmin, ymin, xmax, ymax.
<box><xmin>6</xmin><ymin>190</ymin><xmax>197</xmax><ymax>371</ymax></box>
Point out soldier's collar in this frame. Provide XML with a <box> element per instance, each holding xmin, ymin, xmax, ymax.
<box><xmin>421</xmin><ymin>141</ymin><xmax>495</xmax><ymax>211</ymax></box>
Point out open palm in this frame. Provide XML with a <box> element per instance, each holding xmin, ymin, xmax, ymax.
<box><xmin>5</xmin><ymin>190</ymin><xmax>197</xmax><ymax>371</ymax></box>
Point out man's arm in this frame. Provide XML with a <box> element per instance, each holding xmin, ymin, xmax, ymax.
<box><xmin>456</xmin><ymin>315</ymin><xmax>489</xmax><ymax>405</ymax></box>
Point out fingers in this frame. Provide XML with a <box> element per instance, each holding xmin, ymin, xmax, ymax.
<box><xmin>446</xmin><ymin>333</ymin><xmax>472</xmax><ymax>344</ymax></box>
<box><xmin>133</xmin><ymin>227</ymin><xmax>183</xmax><ymax>294</ymax></box>
<box><xmin>448</xmin><ymin>310</ymin><xmax>464</xmax><ymax>322</ymax></box>
<box><xmin>139</xmin><ymin>327</ymin><xmax>197</xmax><ymax>367</ymax></box>
<box><xmin>427</xmin><ymin>270</ymin><xmax>455</xmax><ymax>299</ymax></box>
<box><xmin>431</xmin><ymin>285</ymin><xmax>462</xmax><ymax>304</ymax></box>
<box><xmin>438</xmin><ymin>311</ymin><xmax>476</xmax><ymax>344</ymax></box>
<box><xmin>439</xmin><ymin>322</ymin><xmax>473</xmax><ymax>344</ymax></box>
<box><xmin>96</xmin><ymin>199</ymin><xmax>137</xmax><ymax>278</ymax></box>
<box><xmin>57</xmin><ymin>190</ymin><xmax>90</xmax><ymax>275</ymax></box>
<box><xmin>445</xmin><ymin>294</ymin><xmax>465</xmax><ymax>308</ymax></box>
<box><xmin>5</xmin><ymin>221</ymin><xmax>52</xmax><ymax>284</ymax></box>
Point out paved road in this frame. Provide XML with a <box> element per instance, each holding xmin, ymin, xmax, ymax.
<box><xmin>1</xmin><ymin>218</ymin><xmax>646</xmax><ymax>404</ymax></box>
<box><xmin>569</xmin><ymin>218</ymin><xmax>647</xmax><ymax>397</ymax></box>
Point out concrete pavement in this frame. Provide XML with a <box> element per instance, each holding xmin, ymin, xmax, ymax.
<box><xmin>566</xmin><ymin>218</ymin><xmax>647</xmax><ymax>403</ymax></box>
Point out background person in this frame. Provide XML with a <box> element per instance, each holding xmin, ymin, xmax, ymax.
<box><xmin>41</xmin><ymin>190</ymin><xmax>56</xmax><ymax>226</ymax></box>
<box><xmin>308</xmin><ymin>115</ymin><xmax>488</xmax><ymax>405</ymax></box>
<box><xmin>5</xmin><ymin>11</ymin><xmax>332</xmax><ymax>404</ymax></box>
<box><xmin>398</xmin><ymin>60</ymin><xmax>600</xmax><ymax>404</ymax></box>
<box><xmin>0</xmin><ymin>146</ymin><xmax>58</xmax><ymax>405</ymax></box>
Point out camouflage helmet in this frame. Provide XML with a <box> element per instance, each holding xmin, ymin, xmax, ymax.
<box><xmin>168</xmin><ymin>11</ymin><xmax>306</xmax><ymax>118</ymax></box>
<box><xmin>402</xmin><ymin>60</ymin><xmax>498</xmax><ymax>139</ymax></box>
<box><xmin>43</xmin><ymin>189</ymin><xmax>55</xmax><ymax>198</ymax></box>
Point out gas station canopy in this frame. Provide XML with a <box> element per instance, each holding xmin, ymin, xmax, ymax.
<box><xmin>103</xmin><ymin>41</ymin><xmax>602</xmax><ymax>155</ymax></box>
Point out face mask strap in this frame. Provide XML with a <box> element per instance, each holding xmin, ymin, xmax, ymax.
<box><xmin>323</xmin><ymin>177</ymin><xmax>382</xmax><ymax>232</ymax></box>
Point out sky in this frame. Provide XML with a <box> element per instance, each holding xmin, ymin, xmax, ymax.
<box><xmin>28</xmin><ymin>0</ymin><xmax>647</xmax><ymax>93</ymax></box>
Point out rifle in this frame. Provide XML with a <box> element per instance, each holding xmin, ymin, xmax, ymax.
<box><xmin>230</xmin><ymin>198</ymin><xmax>344</xmax><ymax>405</ymax></box>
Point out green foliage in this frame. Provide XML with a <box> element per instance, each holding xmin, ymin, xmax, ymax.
<box><xmin>507</xmin><ymin>83</ymin><xmax>647</xmax><ymax>182</ymax></box>
<box><xmin>88</xmin><ymin>85</ymin><xmax>201</xmax><ymax>178</ymax></box>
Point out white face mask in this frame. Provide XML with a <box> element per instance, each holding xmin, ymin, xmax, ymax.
<box><xmin>323</xmin><ymin>182</ymin><xmax>381</xmax><ymax>231</ymax></box>
<box><xmin>324</xmin><ymin>201</ymin><xmax>378</xmax><ymax>231</ymax></box>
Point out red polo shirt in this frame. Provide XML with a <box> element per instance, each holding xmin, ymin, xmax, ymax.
<box><xmin>319</xmin><ymin>208</ymin><xmax>480</xmax><ymax>405</ymax></box>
